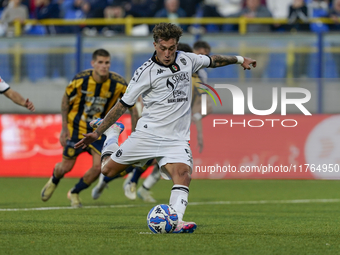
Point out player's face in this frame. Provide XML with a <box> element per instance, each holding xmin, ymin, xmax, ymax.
<box><xmin>91</xmin><ymin>56</ymin><xmax>111</xmax><ymax>77</ymax></box>
<box><xmin>153</xmin><ymin>38</ymin><xmax>178</xmax><ymax>66</ymax></box>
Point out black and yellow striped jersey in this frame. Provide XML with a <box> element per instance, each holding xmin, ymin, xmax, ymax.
<box><xmin>191</xmin><ymin>73</ymin><xmax>204</xmax><ymax>107</ymax></box>
<box><xmin>65</xmin><ymin>69</ymin><xmax>127</xmax><ymax>140</ymax></box>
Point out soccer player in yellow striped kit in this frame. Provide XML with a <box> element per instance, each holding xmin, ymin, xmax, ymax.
<box><xmin>41</xmin><ymin>48</ymin><xmax>138</xmax><ymax>207</ymax></box>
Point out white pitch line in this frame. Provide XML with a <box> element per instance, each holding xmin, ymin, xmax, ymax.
<box><xmin>0</xmin><ymin>204</ymin><xmax>147</xmax><ymax>212</ymax></box>
<box><xmin>188</xmin><ymin>198</ymin><xmax>340</xmax><ymax>205</ymax></box>
<box><xmin>0</xmin><ymin>199</ymin><xmax>339</xmax><ymax>212</ymax></box>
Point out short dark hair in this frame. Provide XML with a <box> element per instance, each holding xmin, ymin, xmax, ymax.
<box><xmin>92</xmin><ymin>49</ymin><xmax>110</xmax><ymax>60</ymax></box>
<box><xmin>152</xmin><ymin>23</ymin><xmax>183</xmax><ymax>43</ymax></box>
<box><xmin>177</xmin><ymin>43</ymin><xmax>193</xmax><ymax>53</ymax></box>
<box><xmin>193</xmin><ymin>41</ymin><xmax>211</xmax><ymax>52</ymax></box>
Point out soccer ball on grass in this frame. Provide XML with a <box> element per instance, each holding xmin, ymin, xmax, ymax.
<box><xmin>147</xmin><ymin>204</ymin><xmax>178</xmax><ymax>234</ymax></box>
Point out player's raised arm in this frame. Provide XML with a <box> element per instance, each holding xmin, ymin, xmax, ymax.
<box><xmin>209</xmin><ymin>55</ymin><xmax>256</xmax><ymax>70</ymax></box>
<box><xmin>4</xmin><ymin>88</ymin><xmax>35</xmax><ymax>112</ymax></box>
<box><xmin>74</xmin><ymin>101</ymin><xmax>128</xmax><ymax>149</ymax></box>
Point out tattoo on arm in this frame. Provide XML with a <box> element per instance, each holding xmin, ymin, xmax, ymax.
<box><xmin>96</xmin><ymin>102</ymin><xmax>127</xmax><ymax>136</ymax></box>
<box><xmin>61</xmin><ymin>93</ymin><xmax>69</xmax><ymax>129</ymax></box>
<box><xmin>210</xmin><ymin>55</ymin><xmax>237</xmax><ymax>68</ymax></box>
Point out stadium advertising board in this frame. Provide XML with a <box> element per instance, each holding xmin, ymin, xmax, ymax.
<box><xmin>1</xmin><ymin>114</ymin><xmax>340</xmax><ymax>179</ymax></box>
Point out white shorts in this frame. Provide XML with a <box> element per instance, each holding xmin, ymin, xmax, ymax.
<box><xmin>110</xmin><ymin>130</ymin><xmax>193</xmax><ymax>180</ymax></box>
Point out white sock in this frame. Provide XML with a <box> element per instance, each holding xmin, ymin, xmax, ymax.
<box><xmin>169</xmin><ymin>185</ymin><xmax>189</xmax><ymax>222</ymax></box>
<box><xmin>101</xmin><ymin>138</ymin><xmax>119</xmax><ymax>159</ymax></box>
<box><xmin>143</xmin><ymin>165</ymin><xmax>161</xmax><ymax>190</ymax></box>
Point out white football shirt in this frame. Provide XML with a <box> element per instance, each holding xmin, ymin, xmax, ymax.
<box><xmin>121</xmin><ymin>51</ymin><xmax>211</xmax><ymax>140</ymax></box>
<box><xmin>0</xmin><ymin>77</ymin><xmax>10</xmax><ymax>93</ymax></box>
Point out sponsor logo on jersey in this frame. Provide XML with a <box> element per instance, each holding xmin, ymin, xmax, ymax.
<box><xmin>180</xmin><ymin>58</ymin><xmax>187</xmax><ymax>65</ymax></box>
<box><xmin>166</xmin><ymin>79</ymin><xmax>175</xmax><ymax>91</ymax></box>
<box><xmin>170</xmin><ymin>72</ymin><xmax>190</xmax><ymax>84</ymax></box>
<box><xmin>167</xmin><ymin>97</ymin><xmax>188</xmax><ymax>103</ymax></box>
<box><xmin>81</xmin><ymin>90</ymin><xmax>94</xmax><ymax>95</ymax></box>
<box><xmin>173</xmin><ymin>90</ymin><xmax>186</xmax><ymax>98</ymax></box>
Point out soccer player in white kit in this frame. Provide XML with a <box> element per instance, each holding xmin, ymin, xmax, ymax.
<box><xmin>75</xmin><ymin>23</ymin><xmax>256</xmax><ymax>233</ymax></box>
<box><xmin>0</xmin><ymin>76</ymin><xmax>35</xmax><ymax>111</ymax></box>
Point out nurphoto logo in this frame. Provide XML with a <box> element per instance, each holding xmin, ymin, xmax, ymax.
<box><xmin>199</xmin><ymin>84</ymin><xmax>312</xmax><ymax>128</ymax></box>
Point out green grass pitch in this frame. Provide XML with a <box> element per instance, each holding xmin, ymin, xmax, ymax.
<box><xmin>1</xmin><ymin>178</ymin><xmax>340</xmax><ymax>255</ymax></box>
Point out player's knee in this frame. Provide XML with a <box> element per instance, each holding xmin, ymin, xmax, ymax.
<box><xmin>55</xmin><ymin>162</ymin><xmax>72</xmax><ymax>175</ymax></box>
<box><xmin>182</xmin><ymin>170</ymin><xmax>191</xmax><ymax>183</ymax></box>
<box><xmin>174</xmin><ymin>166</ymin><xmax>191</xmax><ymax>181</ymax></box>
<box><xmin>101</xmin><ymin>164</ymin><xmax>111</xmax><ymax>177</ymax></box>
<box><xmin>101</xmin><ymin>164</ymin><xmax>118</xmax><ymax>178</ymax></box>
<box><xmin>92</xmin><ymin>164</ymin><xmax>101</xmax><ymax>174</ymax></box>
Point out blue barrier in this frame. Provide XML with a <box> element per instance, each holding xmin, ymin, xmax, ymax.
<box><xmin>0</xmin><ymin>54</ymin><xmax>12</xmax><ymax>82</ymax></box>
<box><xmin>264</xmin><ymin>53</ymin><xmax>287</xmax><ymax>79</ymax></box>
<box><xmin>25</xmin><ymin>54</ymin><xmax>47</xmax><ymax>82</ymax></box>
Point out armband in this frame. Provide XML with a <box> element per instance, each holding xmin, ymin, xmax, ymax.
<box><xmin>236</xmin><ymin>56</ymin><xmax>244</xmax><ymax>64</ymax></box>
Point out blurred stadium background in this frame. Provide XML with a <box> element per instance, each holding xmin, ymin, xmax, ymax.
<box><xmin>3</xmin><ymin>2</ymin><xmax>340</xmax><ymax>254</ymax></box>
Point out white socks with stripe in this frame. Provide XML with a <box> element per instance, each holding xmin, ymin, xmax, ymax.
<box><xmin>169</xmin><ymin>184</ymin><xmax>189</xmax><ymax>222</ymax></box>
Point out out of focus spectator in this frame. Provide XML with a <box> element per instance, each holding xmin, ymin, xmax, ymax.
<box><xmin>35</xmin><ymin>0</ymin><xmax>65</xmax><ymax>80</ymax></box>
<box><xmin>102</xmin><ymin>2</ymin><xmax>125</xmax><ymax>36</ymax></box>
<box><xmin>61</xmin><ymin>0</ymin><xmax>85</xmax><ymax>19</ymax></box>
<box><xmin>204</xmin><ymin>0</ymin><xmax>242</xmax><ymax>17</ymax></box>
<box><xmin>329</xmin><ymin>0</ymin><xmax>340</xmax><ymax>30</ymax></box>
<box><xmin>154</xmin><ymin>0</ymin><xmax>187</xmax><ymax>30</ymax></box>
<box><xmin>266</xmin><ymin>0</ymin><xmax>293</xmax><ymax>19</ymax></box>
<box><xmin>35</xmin><ymin>0</ymin><xmax>63</xmax><ymax>34</ymax></box>
<box><xmin>288</xmin><ymin>0</ymin><xmax>309</xmax><ymax>31</ymax></box>
<box><xmin>231</xmin><ymin>0</ymin><xmax>272</xmax><ymax>33</ymax></box>
<box><xmin>81</xmin><ymin>0</ymin><xmax>108</xmax><ymax>36</ymax></box>
<box><xmin>124</xmin><ymin>0</ymin><xmax>163</xmax><ymax>17</ymax></box>
<box><xmin>179</xmin><ymin>0</ymin><xmax>202</xmax><ymax>17</ymax></box>
<box><xmin>266</xmin><ymin>0</ymin><xmax>293</xmax><ymax>31</ymax></box>
<box><xmin>60</xmin><ymin>0</ymin><xmax>84</xmax><ymax>33</ymax></box>
<box><xmin>81</xmin><ymin>0</ymin><xmax>107</xmax><ymax>18</ymax></box>
<box><xmin>199</xmin><ymin>0</ymin><xmax>242</xmax><ymax>31</ymax></box>
<box><xmin>0</xmin><ymin>0</ymin><xmax>8</xmax><ymax>10</ymax></box>
<box><xmin>1</xmin><ymin>0</ymin><xmax>29</xmax><ymax>37</ymax></box>
<box><xmin>1</xmin><ymin>0</ymin><xmax>29</xmax><ymax>10</ymax></box>
<box><xmin>307</xmin><ymin>0</ymin><xmax>330</xmax><ymax>32</ymax></box>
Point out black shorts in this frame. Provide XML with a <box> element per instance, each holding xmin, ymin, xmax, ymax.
<box><xmin>62</xmin><ymin>137</ymin><xmax>106</xmax><ymax>159</ymax></box>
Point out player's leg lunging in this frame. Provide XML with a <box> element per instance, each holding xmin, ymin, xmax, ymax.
<box><xmin>165</xmin><ymin>163</ymin><xmax>197</xmax><ymax>234</ymax></box>
<box><xmin>41</xmin><ymin>158</ymin><xmax>76</xmax><ymax>202</ymax></box>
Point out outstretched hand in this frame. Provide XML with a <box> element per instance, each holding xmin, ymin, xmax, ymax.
<box><xmin>74</xmin><ymin>132</ymin><xmax>100</xmax><ymax>149</ymax></box>
<box><xmin>25</xmin><ymin>98</ymin><xmax>35</xmax><ymax>112</ymax></box>
<box><xmin>241</xmin><ymin>57</ymin><xmax>256</xmax><ymax>70</ymax></box>
<box><xmin>59</xmin><ymin>128</ymin><xmax>70</xmax><ymax>147</ymax></box>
